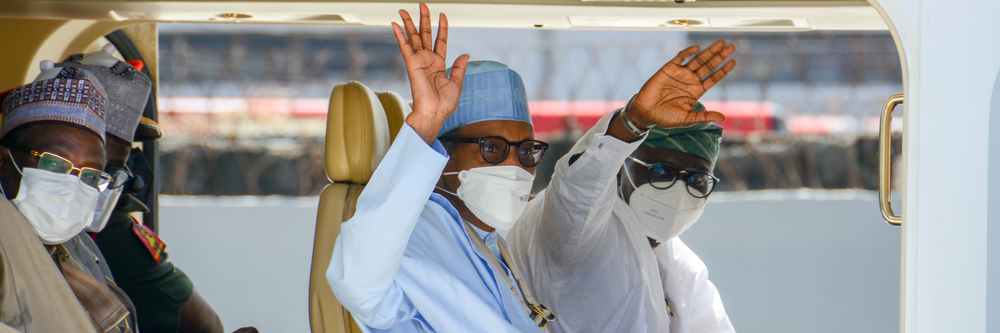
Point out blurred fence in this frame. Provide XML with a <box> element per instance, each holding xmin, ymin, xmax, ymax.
<box><xmin>158</xmin><ymin>134</ymin><xmax>902</xmax><ymax>196</ymax></box>
<box><xmin>156</xmin><ymin>25</ymin><xmax>903</xmax><ymax>196</ymax></box>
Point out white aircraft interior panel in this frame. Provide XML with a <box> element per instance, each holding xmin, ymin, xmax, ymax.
<box><xmin>0</xmin><ymin>2</ymin><xmax>888</xmax><ymax>30</ymax></box>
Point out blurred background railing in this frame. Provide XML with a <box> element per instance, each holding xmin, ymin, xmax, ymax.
<box><xmin>156</xmin><ymin>24</ymin><xmax>903</xmax><ymax>196</ymax></box>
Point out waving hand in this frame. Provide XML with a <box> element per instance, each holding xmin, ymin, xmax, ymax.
<box><xmin>394</xmin><ymin>3</ymin><xmax>471</xmax><ymax>145</ymax></box>
<box><xmin>626</xmin><ymin>40</ymin><xmax>737</xmax><ymax>129</ymax></box>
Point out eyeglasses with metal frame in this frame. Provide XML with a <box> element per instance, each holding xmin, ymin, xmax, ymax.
<box><xmin>626</xmin><ymin>155</ymin><xmax>720</xmax><ymax>198</ymax></box>
<box><xmin>4</xmin><ymin>144</ymin><xmax>114</xmax><ymax>190</ymax></box>
<box><xmin>438</xmin><ymin>136</ymin><xmax>550</xmax><ymax>168</ymax></box>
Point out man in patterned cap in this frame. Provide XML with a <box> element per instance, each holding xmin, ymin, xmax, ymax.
<box><xmin>0</xmin><ymin>66</ymin><xmax>137</xmax><ymax>332</ymax></box>
<box><xmin>508</xmin><ymin>42</ymin><xmax>739</xmax><ymax>333</ymax></box>
<box><xmin>54</xmin><ymin>45</ymin><xmax>229</xmax><ymax>333</ymax></box>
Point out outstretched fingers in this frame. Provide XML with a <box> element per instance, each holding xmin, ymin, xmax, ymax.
<box><xmin>392</xmin><ymin>23</ymin><xmax>414</xmax><ymax>58</ymax></box>
<box><xmin>669</xmin><ymin>45</ymin><xmax>701</xmax><ymax>66</ymax></box>
<box><xmin>694</xmin><ymin>43</ymin><xmax>735</xmax><ymax>79</ymax></box>
<box><xmin>685</xmin><ymin>40</ymin><xmax>725</xmax><ymax>72</ymax></box>
<box><xmin>701</xmin><ymin>60</ymin><xmax>737</xmax><ymax>91</ymax></box>
<box><xmin>399</xmin><ymin>9</ymin><xmax>423</xmax><ymax>50</ymax></box>
<box><xmin>434</xmin><ymin>13</ymin><xmax>449</xmax><ymax>59</ymax></box>
<box><xmin>419</xmin><ymin>3</ymin><xmax>434</xmax><ymax>52</ymax></box>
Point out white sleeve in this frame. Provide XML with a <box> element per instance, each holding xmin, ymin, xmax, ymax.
<box><xmin>326</xmin><ymin>124</ymin><xmax>449</xmax><ymax>327</ymax></box>
<box><xmin>531</xmin><ymin>110</ymin><xmax>644</xmax><ymax>265</ymax></box>
<box><xmin>662</xmin><ymin>238</ymin><xmax>736</xmax><ymax>333</ymax></box>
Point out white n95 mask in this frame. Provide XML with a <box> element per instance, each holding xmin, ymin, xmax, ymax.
<box><xmin>10</xmin><ymin>167</ymin><xmax>101</xmax><ymax>244</ymax></box>
<box><xmin>624</xmin><ymin>167</ymin><xmax>707</xmax><ymax>241</ymax></box>
<box><xmin>87</xmin><ymin>186</ymin><xmax>123</xmax><ymax>233</ymax></box>
<box><xmin>438</xmin><ymin>165</ymin><xmax>534</xmax><ymax>232</ymax></box>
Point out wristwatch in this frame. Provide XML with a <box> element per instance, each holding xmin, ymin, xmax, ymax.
<box><xmin>620</xmin><ymin>95</ymin><xmax>651</xmax><ymax>136</ymax></box>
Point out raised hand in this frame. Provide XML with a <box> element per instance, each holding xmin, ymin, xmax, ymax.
<box><xmin>627</xmin><ymin>40</ymin><xmax>737</xmax><ymax>129</ymax></box>
<box><xmin>393</xmin><ymin>3</ymin><xmax>471</xmax><ymax>145</ymax></box>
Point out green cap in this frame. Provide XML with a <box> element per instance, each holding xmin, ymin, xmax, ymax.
<box><xmin>639</xmin><ymin>102</ymin><xmax>724</xmax><ymax>166</ymax></box>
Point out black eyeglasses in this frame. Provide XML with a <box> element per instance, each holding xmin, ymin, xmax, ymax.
<box><xmin>627</xmin><ymin>156</ymin><xmax>720</xmax><ymax>198</ymax></box>
<box><xmin>439</xmin><ymin>136</ymin><xmax>549</xmax><ymax>167</ymax></box>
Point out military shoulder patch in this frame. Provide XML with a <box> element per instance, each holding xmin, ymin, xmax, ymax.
<box><xmin>132</xmin><ymin>222</ymin><xmax>167</xmax><ymax>264</ymax></box>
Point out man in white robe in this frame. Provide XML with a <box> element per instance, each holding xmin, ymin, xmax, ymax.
<box><xmin>509</xmin><ymin>41</ymin><xmax>739</xmax><ymax>333</ymax></box>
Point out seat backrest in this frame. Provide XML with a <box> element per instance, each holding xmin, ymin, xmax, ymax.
<box><xmin>324</xmin><ymin>82</ymin><xmax>391</xmax><ymax>185</ymax></box>
<box><xmin>309</xmin><ymin>81</ymin><xmax>391</xmax><ymax>333</ymax></box>
<box><xmin>375</xmin><ymin>91</ymin><xmax>411</xmax><ymax>143</ymax></box>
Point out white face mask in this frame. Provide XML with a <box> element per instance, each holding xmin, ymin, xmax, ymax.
<box><xmin>2</xmin><ymin>149</ymin><xmax>101</xmax><ymax>244</ymax></box>
<box><xmin>437</xmin><ymin>165</ymin><xmax>534</xmax><ymax>232</ymax></box>
<box><xmin>87</xmin><ymin>186</ymin><xmax>123</xmax><ymax>233</ymax></box>
<box><xmin>623</xmin><ymin>166</ymin><xmax>707</xmax><ymax>241</ymax></box>
<box><xmin>9</xmin><ymin>167</ymin><xmax>101</xmax><ymax>244</ymax></box>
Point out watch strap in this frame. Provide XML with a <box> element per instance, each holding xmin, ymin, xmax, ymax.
<box><xmin>620</xmin><ymin>95</ymin><xmax>650</xmax><ymax>136</ymax></box>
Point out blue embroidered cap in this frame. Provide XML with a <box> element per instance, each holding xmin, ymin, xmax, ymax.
<box><xmin>1</xmin><ymin>67</ymin><xmax>109</xmax><ymax>143</ymax></box>
<box><xmin>438</xmin><ymin>61</ymin><xmax>532</xmax><ymax>137</ymax></box>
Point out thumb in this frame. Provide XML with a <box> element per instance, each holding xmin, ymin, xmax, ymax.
<box><xmin>449</xmin><ymin>54</ymin><xmax>471</xmax><ymax>87</ymax></box>
<box><xmin>701</xmin><ymin>110</ymin><xmax>726</xmax><ymax>123</ymax></box>
<box><xmin>678</xmin><ymin>110</ymin><xmax>725</xmax><ymax>127</ymax></box>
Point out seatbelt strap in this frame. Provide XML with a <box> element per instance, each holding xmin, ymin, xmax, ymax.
<box><xmin>462</xmin><ymin>220</ymin><xmax>556</xmax><ymax>329</ymax></box>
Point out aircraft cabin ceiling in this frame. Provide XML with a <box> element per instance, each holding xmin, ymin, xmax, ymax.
<box><xmin>0</xmin><ymin>0</ymin><xmax>886</xmax><ymax>30</ymax></box>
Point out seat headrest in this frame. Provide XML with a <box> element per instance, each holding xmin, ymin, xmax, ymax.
<box><xmin>325</xmin><ymin>81</ymin><xmax>391</xmax><ymax>184</ymax></box>
<box><xmin>375</xmin><ymin>91</ymin><xmax>412</xmax><ymax>143</ymax></box>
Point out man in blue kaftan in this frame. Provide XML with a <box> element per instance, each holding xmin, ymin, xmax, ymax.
<box><xmin>326</xmin><ymin>4</ymin><xmax>553</xmax><ymax>332</ymax></box>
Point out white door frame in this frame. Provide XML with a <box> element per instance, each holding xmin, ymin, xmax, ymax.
<box><xmin>867</xmin><ymin>0</ymin><xmax>1000</xmax><ymax>332</ymax></box>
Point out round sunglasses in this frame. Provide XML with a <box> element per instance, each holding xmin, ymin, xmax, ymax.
<box><xmin>627</xmin><ymin>156</ymin><xmax>720</xmax><ymax>198</ymax></box>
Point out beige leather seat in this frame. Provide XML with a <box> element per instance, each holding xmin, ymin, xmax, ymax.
<box><xmin>308</xmin><ymin>82</ymin><xmax>411</xmax><ymax>333</ymax></box>
<box><xmin>376</xmin><ymin>91</ymin><xmax>411</xmax><ymax>142</ymax></box>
